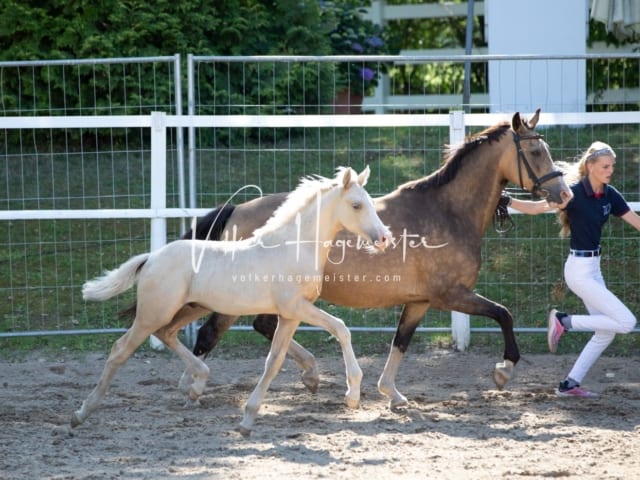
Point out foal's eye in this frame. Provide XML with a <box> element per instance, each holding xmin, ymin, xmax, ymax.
<box><xmin>352</xmin><ymin>202</ymin><xmax>362</xmax><ymax>210</ymax></box>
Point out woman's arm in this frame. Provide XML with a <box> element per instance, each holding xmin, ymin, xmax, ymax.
<box><xmin>509</xmin><ymin>197</ymin><xmax>558</xmax><ymax>215</ymax></box>
<box><xmin>620</xmin><ymin>210</ymin><xmax>640</xmax><ymax>231</ymax></box>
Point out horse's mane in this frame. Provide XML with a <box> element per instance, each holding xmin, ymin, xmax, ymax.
<box><xmin>252</xmin><ymin>169</ymin><xmax>347</xmax><ymax>237</ymax></box>
<box><xmin>404</xmin><ymin>122</ymin><xmax>511</xmax><ymax>191</ymax></box>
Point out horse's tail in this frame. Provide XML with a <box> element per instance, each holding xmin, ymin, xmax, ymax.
<box><xmin>83</xmin><ymin>253</ymin><xmax>151</xmax><ymax>302</ymax></box>
<box><xmin>182</xmin><ymin>204</ymin><xmax>236</xmax><ymax>241</ymax></box>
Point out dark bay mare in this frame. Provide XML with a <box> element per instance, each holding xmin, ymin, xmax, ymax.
<box><xmin>129</xmin><ymin>110</ymin><xmax>572</xmax><ymax>408</ymax></box>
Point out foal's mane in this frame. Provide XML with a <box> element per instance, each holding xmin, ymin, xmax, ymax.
<box><xmin>405</xmin><ymin>122</ymin><xmax>511</xmax><ymax>191</ymax></box>
<box><xmin>252</xmin><ymin>170</ymin><xmax>347</xmax><ymax>237</ymax></box>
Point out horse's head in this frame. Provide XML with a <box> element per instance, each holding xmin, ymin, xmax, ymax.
<box><xmin>336</xmin><ymin>166</ymin><xmax>391</xmax><ymax>251</ymax></box>
<box><xmin>508</xmin><ymin>109</ymin><xmax>572</xmax><ymax>204</ymax></box>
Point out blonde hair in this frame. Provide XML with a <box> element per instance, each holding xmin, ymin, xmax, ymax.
<box><xmin>556</xmin><ymin>141</ymin><xmax>616</xmax><ymax>237</ymax></box>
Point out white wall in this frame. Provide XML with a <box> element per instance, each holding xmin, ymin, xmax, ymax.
<box><xmin>486</xmin><ymin>0</ymin><xmax>588</xmax><ymax>113</ymax></box>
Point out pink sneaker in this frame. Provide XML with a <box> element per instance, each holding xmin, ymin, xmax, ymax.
<box><xmin>556</xmin><ymin>382</ymin><xmax>598</xmax><ymax>398</ymax></box>
<box><xmin>547</xmin><ymin>309</ymin><xmax>565</xmax><ymax>353</ymax></box>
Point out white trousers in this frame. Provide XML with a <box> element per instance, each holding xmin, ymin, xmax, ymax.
<box><xmin>563</xmin><ymin>255</ymin><xmax>637</xmax><ymax>383</ymax></box>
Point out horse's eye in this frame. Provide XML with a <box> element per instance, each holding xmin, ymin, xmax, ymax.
<box><xmin>352</xmin><ymin>202</ymin><xmax>362</xmax><ymax>210</ymax></box>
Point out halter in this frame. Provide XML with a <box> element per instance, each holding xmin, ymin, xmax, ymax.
<box><xmin>512</xmin><ymin>131</ymin><xmax>563</xmax><ymax>196</ymax></box>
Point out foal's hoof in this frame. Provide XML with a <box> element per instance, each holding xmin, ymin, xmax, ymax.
<box><xmin>301</xmin><ymin>370</ymin><xmax>320</xmax><ymax>394</ymax></box>
<box><xmin>70</xmin><ymin>412</ymin><xmax>82</xmax><ymax>429</ymax></box>
<box><xmin>493</xmin><ymin>360</ymin><xmax>515</xmax><ymax>390</ymax></box>
<box><xmin>236</xmin><ymin>424</ymin><xmax>252</xmax><ymax>438</ymax></box>
<box><xmin>388</xmin><ymin>393</ymin><xmax>409</xmax><ymax>410</ymax></box>
<box><xmin>344</xmin><ymin>395</ymin><xmax>360</xmax><ymax>409</ymax></box>
<box><xmin>183</xmin><ymin>397</ymin><xmax>202</xmax><ymax>409</ymax></box>
<box><xmin>178</xmin><ymin>371</ymin><xmax>192</xmax><ymax>393</ymax></box>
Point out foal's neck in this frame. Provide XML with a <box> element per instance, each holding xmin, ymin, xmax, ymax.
<box><xmin>258</xmin><ymin>187</ymin><xmax>341</xmax><ymax>271</ymax></box>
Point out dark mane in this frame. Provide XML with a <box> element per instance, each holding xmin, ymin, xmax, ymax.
<box><xmin>404</xmin><ymin>122</ymin><xmax>511</xmax><ymax>191</ymax></box>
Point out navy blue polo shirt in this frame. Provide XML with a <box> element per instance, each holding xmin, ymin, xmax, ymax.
<box><xmin>564</xmin><ymin>178</ymin><xmax>630</xmax><ymax>250</ymax></box>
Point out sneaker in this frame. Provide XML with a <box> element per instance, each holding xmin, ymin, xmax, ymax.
<box><xmin>547</xmin><ymin>309</ymin><xmax>565</xmax><ymax>353</ymax></box>
<box><xmin>556</xmin><ymin>381</ymin><xmax>598</xmax><ymax>398</ymax></box>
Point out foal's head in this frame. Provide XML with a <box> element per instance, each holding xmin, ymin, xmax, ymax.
<box><xmin>333</xmin><ymin>166</ymin><xmax>391</xmax><ymax>252</ymax></box>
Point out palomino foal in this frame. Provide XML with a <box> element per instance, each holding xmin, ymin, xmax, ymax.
<box><xmin>73</xmin><ymin>166</ymin><xmax>391</xmax><ymax>435</ymax></box>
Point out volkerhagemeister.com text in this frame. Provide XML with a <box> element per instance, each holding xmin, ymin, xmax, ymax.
<box><xmin>231</xmin><ymin>273</ymin><xmax>401</xmax><ymax>284</ymax></box>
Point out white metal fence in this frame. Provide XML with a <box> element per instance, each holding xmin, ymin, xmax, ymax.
<box><xmin>1</xmin><ymin>53</ymin><xmax>639</xmax><ymax>346</ymax></box>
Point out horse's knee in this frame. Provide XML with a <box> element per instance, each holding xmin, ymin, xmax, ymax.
<box><xmin>253</xmin><ymin>314</ymin><xmax>278</xmax><ymax>341</ymax></box>
<box><xmin>193</xmin><ymin>319</ymin><xmax>218</xmax><ymax>356</ymax></box>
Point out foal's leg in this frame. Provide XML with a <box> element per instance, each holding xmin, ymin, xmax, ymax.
<box><xmin>283</xmin><ymin>300</ymin><xmax>362</xmax><ymax>408</ymax></box>
<box><xmin>71</xmin><ymin>324</ymin><xmax>154</xmax><ymax>427</ymax></box>
<box><xmin>195</xmin><ymin>312</ymin><xmax>320</xmax><ymax>393</ymax></box>
<box><xmin>377</xmin><ymin>301</ymin><xmax>430</xmax><ymax>409</ymax></box>
<box><xmin>161</xmin><ymin>306</ymin><xmax>224</xmax><ymax>392</ymax></box>
<box><xmin>253</xmin><ymin>314</ymin><xmax>319</xmax><ymax>393</ymax></box>
<box><xmin>238</xmin><ymin>317</ymin><xmax>299</xmax><ymax>437</ymax></box>
<box><xmin>238</xmin><ymin>301</ymin><xmax>362</xmax><ymax>436</ymax></box>
<box><xmin>154</xmin><ymin>321</ymin><xmax>210</xmax><ymax>406</ymax></box>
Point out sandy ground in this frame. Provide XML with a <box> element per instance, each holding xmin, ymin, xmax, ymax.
<box><xmin>1</xmin><ymin>347</ymin><xmax>639</xmax><ymax>480</ymax></box>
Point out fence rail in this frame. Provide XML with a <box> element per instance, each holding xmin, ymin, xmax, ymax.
<box><xmin>1</xmin><ymin>54</ymin><xmax>639</xmax><ymax>348</ymax></box>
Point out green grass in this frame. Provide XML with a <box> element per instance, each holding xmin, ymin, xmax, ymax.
<box><xmin>1</xmin><ymin>124</ymin><xmax>640</xmax><ymax>358</ymax></box>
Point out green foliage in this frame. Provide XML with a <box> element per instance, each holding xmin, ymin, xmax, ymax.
<box><xmin>321</xmin><ymin>0</ymin><xmax>392</xmax><ymax>95</ymax></box>
<box><xmin>0</xmin><ymin>0</ymin><xmax>337</xmax><ymax>117</ymax></box>
<box><xmin>1</xmin><ymin>0</ymin><xmax>635</xmax><ymax>119</ymax></box>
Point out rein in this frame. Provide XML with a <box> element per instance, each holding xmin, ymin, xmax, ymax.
<box><xmin>493</xmin><ymin>194</ymin><xmax>515</xmax><ymax>235</ymax></box>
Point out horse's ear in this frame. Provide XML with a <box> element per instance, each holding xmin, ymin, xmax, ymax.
<box><xmin>357</xmin><ymin>165</ymin><xmax>370</xmax><ymax>187</ymax></box>
<box><xmin>511</xmin><ymin>111</ymin><xmax>523</xmax><ymax>132</ymax></box>
<box><xmin>341</xmin><ymin>167</ymin><xmax>353</xmax><ymax>189</ymax></box>
<box><xmin>528</xmin><ymin>108</ymin><xmax>541</xmax><ymax>128</ymax></box>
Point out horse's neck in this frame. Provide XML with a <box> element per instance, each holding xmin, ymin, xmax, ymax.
<box><xmin>258</xmin><ymin>188</ymin><xmax>340</xmax><ymax>270</ymax></box>
<box><xmin>441</xmin><ymin>145</ymin><xmax>508</xmax><ymax>235</ymax></box>
<box><xmin>422</xmin><ymin>144</ymin><xmax>506</xmax><ymax>236</ymax></box>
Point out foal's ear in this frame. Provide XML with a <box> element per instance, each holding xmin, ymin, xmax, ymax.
<box><xmin>341</xmin><ymin>167</ymin><xmax>353</xmax><ymax>189</ymax></box>
<box><xmin>357</xmin><ymin>165</ymin><xmax>370</xmax><ymax>187</ymax></box>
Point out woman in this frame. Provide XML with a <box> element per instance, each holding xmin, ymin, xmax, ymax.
<box><xmin>506</xmin><ymin>141</ymin><xmax>639</xmax><ymax>398</ymax></box>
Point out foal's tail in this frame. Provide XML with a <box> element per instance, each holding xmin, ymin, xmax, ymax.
<box><xmin>83</xmin><ymin>253</ymin><xmax>151</xmax><ymax>302</ymax></box>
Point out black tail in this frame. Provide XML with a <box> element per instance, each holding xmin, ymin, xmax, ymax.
<box><xmin>181</xmin><ymin>204</ymin><xmax>237</xmax><ymax>241</ymax></box>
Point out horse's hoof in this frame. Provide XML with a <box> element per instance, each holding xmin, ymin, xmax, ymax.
<box><xmin>301</xmin><ymin>370</ymin><xmax>320</xmax><ymax>394</ymax></box>
<box><xmin>493</xmin><ymin>360</ymin><xmax>515</xmax><ymax>390</ymax></box>
<box><xmin>236</xmin><ymin>424</ymin><xmax>252</xmax><ymax>438</ymax></box>
<box><xmin>70</xmin><ymin>412</ymin><xmax>82</xmax><ymax>428</ymax></box>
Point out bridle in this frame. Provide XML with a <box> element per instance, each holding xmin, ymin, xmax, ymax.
<box><xmin>493</xmin><ymin>130</ymin><xmax>563</xmax><ymax>235</ymax></box>
<box><xmin>512</xmin><ymin>131</ymin><xmax>563</xmax><ymax>197</ymax></box>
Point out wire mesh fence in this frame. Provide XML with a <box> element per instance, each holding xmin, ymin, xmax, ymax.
<box><xmin>0</xmin><ymin>53</ymin><xmax>639</xmax><ymax>344</ymax></box>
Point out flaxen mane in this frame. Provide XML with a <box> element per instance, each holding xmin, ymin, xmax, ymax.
<box><xmin>252</xmin><ymin>168</ymin><xmax>351</xmax><ymax>237</ymax></box>
<box><xmin>404</xmin><ymin>122</ymin><xmax>511</xmax><ymax>192</ymax></box>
